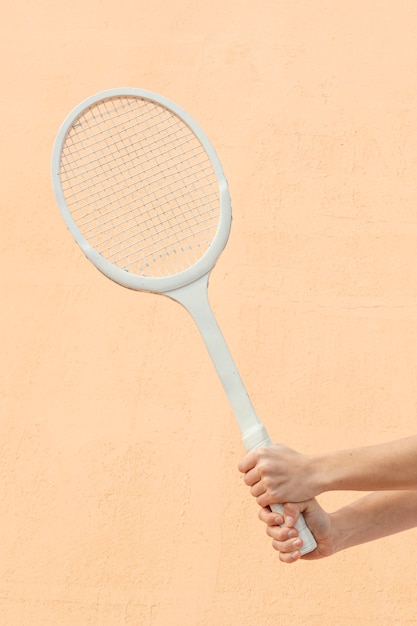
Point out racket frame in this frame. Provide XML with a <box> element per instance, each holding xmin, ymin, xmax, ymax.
<box><xmin>51</xmin><ymin>88</ymin><xmax>232</xmax><ymax>294</ymax></box>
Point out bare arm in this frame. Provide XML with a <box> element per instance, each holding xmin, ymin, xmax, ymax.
<box><xmin>319</xmin><ymin>436</ymin><xmax>417</xmax><ymax>493</ymax></box>
<box><xmin>238</xmin><ymin>435</ymin><xmax>417</xmax><ymax>506</ymax></box>
<box><xmin>260</xmin><ymin>490</ymin><xmax>417</xmax><ymax>563</ymax></box>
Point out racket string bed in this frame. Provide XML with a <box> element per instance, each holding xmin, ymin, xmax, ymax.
<box><xmin>59</xmin><ymin>96</ymin><xmax>221</xmax><ymax>277</ymax></box>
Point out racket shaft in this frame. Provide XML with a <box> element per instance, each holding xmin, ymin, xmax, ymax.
<box><xmin>166</xmin><ymin>276</ymin><xmax>317</xmax><ymax>555</ymax></box>
<box><xmin>167</xmin><ymin>276</ymin><xmax>260</xmax><ymax>435</ymax></box>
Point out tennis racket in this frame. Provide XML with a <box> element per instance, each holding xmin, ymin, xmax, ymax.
<box><xmin>51</xmin><ymin>88</ymin><xmax>317</xmax><ymax>555</ymax></box>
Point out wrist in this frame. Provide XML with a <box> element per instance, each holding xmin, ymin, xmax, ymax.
<box><xmin>310</xmin><ymin>452</ymin><xmax>335</xmax><ymax>495</ymax></box>
<box><xmin>313</xmin><ymin>448</ymin><xmax>357</xmax><ymax>493</ymax></box>
<box><xmin>328</xmin><ymin>509</ymin><xmax>349</xmax><ymax>554</ymax></box>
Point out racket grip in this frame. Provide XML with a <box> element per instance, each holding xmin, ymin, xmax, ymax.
<box><xmin>242</xmin><ymin>423</ymin><xmax>317</xmax><ymax>556</ymax></box>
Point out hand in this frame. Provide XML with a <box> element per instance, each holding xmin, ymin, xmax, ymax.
<box><xmin>238</xmin><ymin>444</ymin><xmax>320</xmax><ymax>506</ymax></box>
<box><xmin>258</xmin><ymin>500</ymin><xmax>335</xmax><ymax>563</ymax></box>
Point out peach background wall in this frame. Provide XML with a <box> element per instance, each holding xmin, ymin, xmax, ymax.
<box><xmin>2</xmin><ymin>1</ymin><xmax>417</xmax><ymax>624</ymax></box>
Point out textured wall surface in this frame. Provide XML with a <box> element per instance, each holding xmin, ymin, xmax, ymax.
<box><xmin>2</xmin><ymin>1</ymin><xmax>417</xmax><ymax>624</ymax></box>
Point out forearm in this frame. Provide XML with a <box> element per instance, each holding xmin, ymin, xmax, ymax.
<box><xmin>331</xmin><ymin>490</ymin><xmax>417</xmax><ymax>553</ymax></box>
<box><xmin>315</xmin><ymin>435</ymin><xmax>417</xmax><ymax>494</ymax></box>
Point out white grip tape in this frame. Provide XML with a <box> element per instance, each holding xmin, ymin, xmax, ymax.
<box><xmin>242</xmin><ymin>423</ymin><xmax>317</xmax><ymax>556</ymax></box>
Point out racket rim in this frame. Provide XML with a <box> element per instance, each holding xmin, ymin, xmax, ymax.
<box><xmin>51</xmin><ymin>87</ymin><xmax>232</xmax><ymax>294</ymax></box>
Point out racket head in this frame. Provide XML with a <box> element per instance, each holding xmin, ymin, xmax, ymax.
<box><xmin>51</xmin><ymin>88</ymin><xmax>231</xmax><ymax>293</ymax></box>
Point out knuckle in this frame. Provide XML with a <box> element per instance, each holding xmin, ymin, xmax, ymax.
<box><xmin>262</xmin><ymin>476</ymin><xmax>274</xmax><ymax>491</ymax></box>
<box><xmin>253</xmin><ymin>447</ymin><xmax>264</xmax><ymax>461</ymax></box>
<box><xmin>256</xmin><ymin>494</ymin><xmax>266</xmax><ymax>507</ymax></box>
<box><xmin>257</xmin><ymin>459</ymin><xmax>268</xmax><ymax>476</ymax></box>
<box><xmin>272</xmin><ymin>539</ymin><xmax>282</xmax><ymax>553</ymax></box>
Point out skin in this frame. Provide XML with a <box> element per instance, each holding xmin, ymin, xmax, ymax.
<box><xmin>237</xmin><ymin>436</ymin><xmax>417</xmax><ymax>562</ymax></box>
<box><xmin>259</xmin><ymin>491</ymin><xmax>417</xmax><ymax>563</ymax></box>
<box><xmin>237</xmin><ymin>436</ymin><xmax>417</xmax><ymax>507</ymax></box>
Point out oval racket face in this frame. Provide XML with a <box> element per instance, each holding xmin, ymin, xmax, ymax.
<box><xmin>52</xmin><ymin>88</ymin><xmax>231</xmax><ymax>293</ymax></box>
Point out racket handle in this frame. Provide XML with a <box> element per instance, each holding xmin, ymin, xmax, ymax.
<box><xmin>242</xmin><ymin>423</ymin><xmax>317</xmax><ymax>556</ymax></box>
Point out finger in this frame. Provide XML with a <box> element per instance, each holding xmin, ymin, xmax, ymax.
<box><xmin>242</xmin><ymin>467</ymin><xmax>261</xmax><ymax>487</ymax></box>
<box><xmin>250</xmin><ymin>481</ymin><xmax>266</xmax><ymax>498</ymax></box>
<box><xmin>271</xmin><ymin>536</ymin><xmax>303</xmax><ymax>562</ymax></box>
<box><xmin>283</xmin><ymin>502</ymin><xmax>303</xmax><ymax>528</ymax></box>
<box><xmin>256</xmin><ymin>491</ymin><xmax>275</xmax><ymax>508</ymax></box>
<box><xmin>258</xmin><ymin>507</ymin><xmax>283</xmax><ymax>526</ymax></box>
<box><xmin>237</xmin><ymin>451</ymin><xmax>257</xmax><ymax>474</ymax></box>
<box><xmin>265</xmin><ymin>526</ymin><xmax>300</xmax><ymax>548</ymax></box>
<box><xmin>277</xmin><ymin>546</ymin><xmax>301</xmax><ymax>564</ymax></box>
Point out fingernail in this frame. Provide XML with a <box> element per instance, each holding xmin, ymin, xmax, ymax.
<box><xmin>291</xmin><ymin>551</ymin><xmax>300</xmax><ymax>561</ymax></box>
<box><xmin>293</xmin><ymin>539</ymin><xmax>302</xmax><ymax>548</ymax></box>
<box><xmin>286</xmin><ymin>516</ymin><xmax>295</xmax><ymax>527</ymax></box>
<box><xmin>274</xmin><ymin>516</ymin><xmax>283</xmax><ymax>525</ymax></box>
<box><xmin>288</xmin><ymin>529</ymin><xmax>297</xmax><ymax>539</ymax></box>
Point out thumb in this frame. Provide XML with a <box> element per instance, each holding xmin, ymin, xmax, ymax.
<box><xmin>282</xmin><ymin>502</ymin><xmax>303</xmax><ymax>528</ymax></box>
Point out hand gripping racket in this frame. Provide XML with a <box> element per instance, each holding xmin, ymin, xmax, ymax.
<box><xmin>51</xmin><ymin>88</ymin><xmax>317</xmax><ymax>555</ymax></box>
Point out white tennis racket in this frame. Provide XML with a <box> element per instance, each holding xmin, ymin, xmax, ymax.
<box><xmin>51</xmin><ymin>88</ymin><xmax>317</xmax><ymax>555</ymax></box>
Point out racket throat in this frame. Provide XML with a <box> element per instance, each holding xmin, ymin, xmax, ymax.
<box><xmin>164</xmin><ymin>274</ymin><xmax>215</xmax><ymax>334</ymax></box>
<box><xmin>164</xmin><ymin>273</ymin><xmax>211</xmax><ymax>311</ymax></box>
<box><xmin>165</xmin><ymin>275</ymin><xmax>262</xmax><ymax>438</ymax></box>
